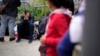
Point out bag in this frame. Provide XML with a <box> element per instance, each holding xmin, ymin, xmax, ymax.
<box><xmin>39</xmin><ymin>45</ymin><xmax>47</xmax><ymax>53</ymax></box>
<box><xmin>0</xmin><ymin>0</ymin><xmax>10</xmax><ymax>14</ymax></box>
<box><xmin>38</xmin><ymin>16</ymin><xmax>48</xmax><ymax>34</ymax></box>
<box><xmin>39</xmin><ymin>45</ymin><xmax>47</xmax><ymax>56</ymax></box>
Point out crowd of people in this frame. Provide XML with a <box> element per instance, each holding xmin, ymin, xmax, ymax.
<box><xmin>0</xmin><ymin>0</ymin><xmax>85</xmax><ymax>56</ymax></box>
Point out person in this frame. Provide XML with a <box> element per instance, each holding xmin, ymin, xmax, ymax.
<box><xmin>0</xmin><ymin>0</ymin><xmax>21</xmax><ymax>42</ymax></box>
<box><xmin>16</xmin><ymin>10</ymin><xmax>34</xmax><ymax>43</ymax></box>
<box><xmin>70</xmin><ymin>0</ymin><xmax>85</xmax><ymax>43</ymax></box>
<box><xmin>40</xmin><ymin>0</ymin><xmax>74</xmax><ymax>56</ymax></box>
<box><xmin>57</xmin><ymin>0</ymin><xmax>85</xmax><ymax>56</ymax></box>
<box><xmin>37</xmin><ymin>12</ymin><xmax>50</xmax><ymax>39</ymax></box>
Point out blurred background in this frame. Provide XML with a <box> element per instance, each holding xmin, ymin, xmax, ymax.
<box><xmin>0</xmin><ymin>0</ymin><xmax>80</xmax><ymax>21</ymax></box>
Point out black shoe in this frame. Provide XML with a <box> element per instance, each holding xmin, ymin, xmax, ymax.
<box><xmin>10</xmin><ymin>38</ymin><xmax>15</xmax><ymax>41</ymax></box>
<box><xmin>0</xmin><ymin>38</ymin><xmax>4</xmax><ymax>42</ymax></box>
<box><xmin>16</xmin><ymin>38</ymin><xmax>21</xmax><ymax>43</ymax></box>
<box><xmin>28</xmin><ymin>39</ymin><xmax>33</xmax><ymax>44</ymax></box>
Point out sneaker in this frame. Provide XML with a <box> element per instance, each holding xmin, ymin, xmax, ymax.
<box><xmin>0</xmin><ymin>38</ymin><xmax>4</xmax><ymax>42</ymax></box>
<box><xmin>10</xmin><ymin>38</ymin><xmax>15</xmax><ymax>41</ymax></box>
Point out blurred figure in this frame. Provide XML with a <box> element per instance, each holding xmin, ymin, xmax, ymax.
<box><xmin>0</xmin><ymin>0</ymin><xmax>21</xmax><ymax>42</ymax></box>
<box><xmin>70</xmin><ymin>0</ymin><xmax>85</xmax><ymax>43</ymax></box>
<box><xmin>74</xmin><ymin>0</ymin><xmax>82</xmax><ymax>14</ymax></box>
<box><xmin>40</xmin><ymin>0</ymin><xmax>74</xmax><ymax>56</ymax></box>
<box><xmin>16</xmin><ymin>10</ymin><xmax>34</xmax><ymax>43</ymax></box>
<box><xmin>57</xmin><ymin>0</ymin><xmax>85</xmax><ymax>56</ymax></box>
<box><xmin>38</xmin><ymin>13</ymin><xmax>50</xmax><ymax>56</ymax></box>
<box><xmin>57</xmin><ymin>32</ymin><xmax>75</xmax><ymax>56</ymax></box>
<box><xmin>37</xmin><ymin>12</ymin><xmax>50</xmax><ymax>40</ymax></box>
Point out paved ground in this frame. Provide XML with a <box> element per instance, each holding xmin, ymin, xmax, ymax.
<box><xmin>0</xmin><ymin>36</ymin><xmax>40</xmax><ymax>56</ymax></box>
<box><xmin>0</xmin><ymin>37</ymin><xmax>81</xmax><ymax>56</ymax></box>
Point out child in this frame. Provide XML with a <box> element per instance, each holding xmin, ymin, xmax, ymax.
<box><xmin>40</xmin><ymin>0</ymin><xmax>74</xmax><ymax>56</ymax></box>
<box><xmin>16</xmin><ymin>10</ymin><xmax>34</xmax><ymax>43</ymax></box>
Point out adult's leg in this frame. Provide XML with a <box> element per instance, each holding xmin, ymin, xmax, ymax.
<box><xmin>0</xmin><ymin>15</ymin><xmax>8</xmax><ymax>42</ymax></box>
<box><xmin>8</xmin><ymin>16</ymin><xmax>16</xmax><ymax>41</ymax></box>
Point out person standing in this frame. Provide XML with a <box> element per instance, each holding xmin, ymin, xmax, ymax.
<box><xmin>40</xmin><ymin>0</ymin><xmax>74</xmax><ymax>56</ymax></box>
<box><xmin>0</xmin><ymin>0</ymin><xmax>21</xmax><ymax>42</ymax></box>
<box><xmin>57</xmin><ymin>0</ymin><xmax>85</xmax><ymax>56</ymax></box>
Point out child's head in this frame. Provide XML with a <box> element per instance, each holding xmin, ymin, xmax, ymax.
<box><xmin>47</xmin><ymin>0</ymin><xmax>74</xmax><ymax>13</ymax></box>
<box><xmin>24</xmin><ymin>10</ymin><xmax>30</xmax><ymax>17</ymax></box>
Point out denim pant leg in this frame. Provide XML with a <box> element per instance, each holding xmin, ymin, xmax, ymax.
<box><xmin>0</xmin><ymin>15</ymin><xmax>8</xmax><ymax>38</ymax></box>
<box><xmin>8</xmin><ymin>16</ymin><xmax>16</xmax><ymax>38</ymax></box>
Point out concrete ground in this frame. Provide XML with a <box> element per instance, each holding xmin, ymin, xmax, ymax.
<box><xmin>0</xmin><ymin>36</ymin><xmax>81</xmax><ymax>56</ymax></box>
<box><xmin>0</xmin><ymin>36</ymin><xmax>40</xmax><ymax>56</ymax></box>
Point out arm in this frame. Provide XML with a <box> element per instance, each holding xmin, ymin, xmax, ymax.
<box><xmin>44</xmin><ymin>14</ymin><xmax>71</xmax><ymax>47</ymax></box>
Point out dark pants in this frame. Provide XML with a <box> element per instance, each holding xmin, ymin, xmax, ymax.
<box><xmin>17</xmin><ymin>21</ymin><xmax>34</xmax><ymax>40</ymax></box>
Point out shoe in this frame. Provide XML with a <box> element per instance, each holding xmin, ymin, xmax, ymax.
<box><xmin>10</xmin><ymin>38</ymin><xmax>15</xmax><ymax>41</ymax></box>
<box><xmin>16</xmin><ymin>38</ymin><xmax>21</xmax><ymax>43</ymax></box>
<box><xmin>0</xmin><ymin>38</ymin><xmax>4</xmax><ymax>42</ymax></box>
<box><xmin>28</xmin><ymin>39</ymin><xmax>33</xmax><ymax>44</ymax></box>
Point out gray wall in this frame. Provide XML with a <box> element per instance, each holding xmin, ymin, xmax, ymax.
<box><xmin>82</xmin><ymin>0</ymin><xmax>100</xmax><ymax>56</ymax></box>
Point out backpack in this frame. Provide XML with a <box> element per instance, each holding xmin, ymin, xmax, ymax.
<box><xmin>38</xmin><ymin>16</ymin><xmax>48</xmax><ymax>34</ymax></box>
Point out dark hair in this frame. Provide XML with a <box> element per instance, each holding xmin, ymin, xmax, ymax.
<box><xmin>47</xmin><ymin>0</ymin><xmax>74</xmax><ymax>14</ymax></box>
<box><xmin>24</xmin><ymin>10</ymin><xmax>30</xmax><ymax>15</ymax></box>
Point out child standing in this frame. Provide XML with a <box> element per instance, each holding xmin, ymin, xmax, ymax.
<box><xmin>40</xmin><ymin>0</ymin><xmax>74</xmax><ymax>56</ymax></box>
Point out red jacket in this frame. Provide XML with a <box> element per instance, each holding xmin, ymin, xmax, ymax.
<box><xmin>44</xmin><ymin>9</ymin><xmax>72</xmax><ymax>56</ymax></box>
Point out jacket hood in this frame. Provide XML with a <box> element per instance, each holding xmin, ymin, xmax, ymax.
<box><xmin>50</xmin><ymin>8</ymin><xmax>72</xmax><ymax>18</ymax></box>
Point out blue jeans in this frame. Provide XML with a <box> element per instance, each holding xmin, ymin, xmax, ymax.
<box><xmin>0</xmin><ymin>15</ymin><xmax>16</xmax><ymax>38</ymax></box>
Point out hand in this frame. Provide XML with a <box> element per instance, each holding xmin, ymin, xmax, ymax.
<box><xmin>40</xmin><ymin>35</ymin><xmax>46</xmax><ymax>45</ymax></box>
<box><xmin>24</xmin><ymin>15</ymin><xmax>29</xmax><ymax>20</ymax></box>
<box><xmin>24</xmin><ymin>17</ymin><xmax>29</xmax><ymax>20</ymax></box>
<box><xmin>24</xmin><ymin>18</ymin><xmax>28</xmax><ymax>20</ymax></box>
